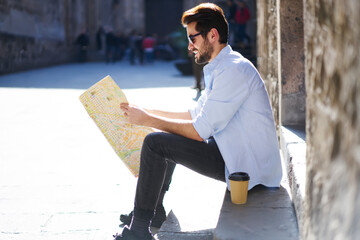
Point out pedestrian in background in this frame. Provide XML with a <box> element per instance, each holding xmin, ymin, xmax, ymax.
<box><xmin>128</xmin><ymin>31</ymin><xmax>137</xmax><ymax>65</ymax></box>
<box><xmin>105</xmin><ymin>27</ymin><xmax>116</xmax><ymax>63</ymax></box>
<box><xmin>75</xmin><ymin>28</ymin><xmax>89</xmax><ymax>62</ymax></box>
<box><xmin>235</xmin><ymin>0</ymin><xmax>250</xmax><ymax>47</ymax></box>
<box><xmin>135</xmin><ymin>33</ymin><xmax>144</xmax><ymax>65</ymax></box>
<box><xmin>129</xmin><ymin>31</ymin><xmax>144</xmax><ymax>65</ymax></box>
<box><xmin>96</xmin><ymin>26</ymin><xmax>105</xmax><ymax>51</ymax></box>
<box><xmin>142</xmin><ymin>34</ymin><xmax>156</xmax><ymax>64</ymax></box>
<box><xmin>226</xmin><ymin>0</ymin><xmax>237</xmax><ymax>46</ymax></box>
<box><xmin>189</xmin><ymin>50</ymin><xmax>205</xmax><ymax>100</ymax></box>
<box><xmin>117</xmin><ymin>32</ymin><xmax>128</xmax><ymax>61</ymax></box>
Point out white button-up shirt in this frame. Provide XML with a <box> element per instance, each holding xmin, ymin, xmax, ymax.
<box><xmin>189</xmin><ymin>45</ymin><xmax>282</xmax><ymax>190</ymax></box>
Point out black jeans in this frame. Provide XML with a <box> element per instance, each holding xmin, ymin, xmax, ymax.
<box><xmin>134</xmin><ymin>132</ymin><xmax>225</xmax><ymax>214</ymax></box>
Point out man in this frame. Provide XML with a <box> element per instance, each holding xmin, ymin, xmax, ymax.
<box><xmin>114</xmin><ymin>3</ymin><xmax>282</xmax><ymax>240</ymax></box>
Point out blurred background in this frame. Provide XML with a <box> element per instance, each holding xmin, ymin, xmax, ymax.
<box><xmin>0</xmin><ymin>0</ymin><xmax>257</xmax><ymax>75</ymax></box>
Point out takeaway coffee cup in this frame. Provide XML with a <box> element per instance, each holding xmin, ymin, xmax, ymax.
<box><xmin>228</xmin><ymin>172</ymin><xmax>250</xmax><ymax>204</ymax></box>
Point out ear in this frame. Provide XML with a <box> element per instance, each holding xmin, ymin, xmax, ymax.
<box><xmin>208</xmin><ymin>28</ymin><xmax>219</xmax><ymax>43</ymax></box>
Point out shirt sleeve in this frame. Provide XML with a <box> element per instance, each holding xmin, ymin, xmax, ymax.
<box><xmin>189</xmin><ymin>91</ymin><xmax>206</xmax><ymax>120</ymax></box>
<box><xmin>192</xmin><ymin>66</ymin><xmax>251</xmax><ymax>140</ymax></box>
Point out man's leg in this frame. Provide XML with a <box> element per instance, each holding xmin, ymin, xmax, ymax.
<box><xmin>152</xmin><ymin>160</ymin><xmax>176</xmax><ymax>226</ymax></box>
<box><xmin>116</xmin><ymin>132</ymin><xmax>225</xmax><ymax>239</ymax></box>
<box><xmin>135</xmin><ymin>132</ymin><xmax>225</xmax><ymax>211</ymax></box>
<box><xmin>119</xmin><ymin>160</ymin><xmax>175</xmax><ymax>227</ymax></box>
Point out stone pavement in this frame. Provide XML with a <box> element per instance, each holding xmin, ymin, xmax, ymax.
<box><xmin>0</xmin><ymin>61</ymin><xmax>226</xmax><ymax>240</ymax></box>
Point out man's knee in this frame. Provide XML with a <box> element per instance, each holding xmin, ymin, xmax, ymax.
<box><xmin>142</xmin><ymin>132</ymin><xmax>170</xmax><ymax>158</ymax></box>
<box><xmin>143</xmin><ymin>132</ymin><xmax>166</xmax><ymax>148</ymax></box>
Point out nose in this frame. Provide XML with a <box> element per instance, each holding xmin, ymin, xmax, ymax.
<box><xmin>188</xmin><ymin>42</ymin><xmax>194</xmax><ymax>51</ymax></box>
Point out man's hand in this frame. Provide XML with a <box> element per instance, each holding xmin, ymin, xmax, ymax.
<box><xmin>120</xmin><ymin>103</ymin><xmax>149</xmax><ymax>125</ymax></box>
<box><xmin>120</xmin><ymin>103</ymin><xmax>203</xmax><ymax>141</ymax></box>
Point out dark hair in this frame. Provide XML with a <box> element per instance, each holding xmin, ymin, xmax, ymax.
<box><xmin>181</xmin><ymin>3</ymin><xmax>228</xmax><ymax>44</ymax></box>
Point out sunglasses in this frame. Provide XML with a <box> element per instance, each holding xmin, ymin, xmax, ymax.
<box><xmin>188</xmin><ymin>32</ymin><xmax>202</xmax><ymax>45</ymax></box>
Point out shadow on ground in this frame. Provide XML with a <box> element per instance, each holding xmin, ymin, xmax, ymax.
<box><xmin>156</xmin><ymin>210</ymin><xmax>214</xmax><ymax>240</ymax></box>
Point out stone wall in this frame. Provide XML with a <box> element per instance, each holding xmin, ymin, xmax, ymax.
<box><xmin>0</xmin><ymin>0</ymin><xmax>71</xmax><ymax>74</ymax></box>
<box><xmin>279</xmin><ymin>0</ymin><xmax>305</xmax><ymax>126</ymax></box>
<box><xmin>258</xmin><ymin>0</ymin><xmax>360</xmax><ymax>238</ymax></box>
<box><xmin>256</xmin><ymin>0</ymin><xmax>280</xmax><ymax>129</ymax></box>
<box><xmin>0</xmin><ymin>0</ymin><xmax>145</xmax><ymax>74</ymax></box>
<box><xmin>0</xmin><ymin>31</ymin><xmax>69</xmax><ymax>74</ymax></box>
<box><xmin>304</xmin><ymin>0</ymin><xmax>360</xmax><ymax>239</ymax></box>
<box><xmin>257</xmin><ymin>0</ymin><xmax>306</xmax><ymax>129</ymax></box>
<box><xmin>106</xmin><ymin>0</ymin><xmax>145</xmax><ymax>35</ymax></box>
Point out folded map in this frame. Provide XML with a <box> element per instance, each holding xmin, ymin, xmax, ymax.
<box><xmin>79</xmin><ymin>75</ymin><xmax>153</xmax><ymax>177</ymax></box>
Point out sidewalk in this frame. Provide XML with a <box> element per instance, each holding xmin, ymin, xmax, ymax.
<box><xmin>0</xmin><ymin>61</ymin><xmax>225</xmax><ymax>240</ymax></box>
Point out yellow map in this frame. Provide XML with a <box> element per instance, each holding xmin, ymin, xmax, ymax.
<box><xmin>79</xmin><ymin>75</ymin><xmax>154</xmax><ymax>177</ymax></box>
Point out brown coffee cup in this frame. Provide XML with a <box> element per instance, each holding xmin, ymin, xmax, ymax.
<box><xmin>229</xmin><ymin>172</ymin><xmax>250</xmax><ymax>204</ymax></box>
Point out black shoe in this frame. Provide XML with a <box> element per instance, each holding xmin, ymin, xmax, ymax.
<box><xmin>120</xmin><ymin>207</ymin><xmax>167</xmax><ymax>228</ymax></box>
<box><xmin>113</xmin><ymin>226</ymin><xmax>153</xmax><ymax>240</ymax></box>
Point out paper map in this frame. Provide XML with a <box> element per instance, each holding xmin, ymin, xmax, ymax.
<box><xmin>79</xmin><ymin>75</ymin><xmax>153</xmax><ymax>177</ymax></box>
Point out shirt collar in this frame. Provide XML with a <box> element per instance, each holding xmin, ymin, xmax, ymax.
<box><xmin>204</xmin><ymin>45</ymin><xmax>232</xmax><ymax>73</ymax></box>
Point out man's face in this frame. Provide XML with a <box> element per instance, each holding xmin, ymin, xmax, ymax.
<box><xmin>187</xmin><ymin>22</ymin><xmax>214</xmax><ymax>64</ymax></box>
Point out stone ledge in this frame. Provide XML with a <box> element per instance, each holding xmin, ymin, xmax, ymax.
<box><xmin>213</xmin><ymin>185</ymin><xmax>298</xmax><ymax>240</ymax></box>
<box><xmin>280</xmin><ymin>126</ymin><xmax>306</xmax><ymax>237</ymax></box>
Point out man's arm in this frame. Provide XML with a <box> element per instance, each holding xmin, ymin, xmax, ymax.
<box><xmin>145</xmin><ymin>109</ymin><xmax>192</xmax><ymax>120</ymax></box>
<box><xmin>120</xmin><ymin>103</ymin><xmax>203</xmax><ymax>142</ymax></box>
